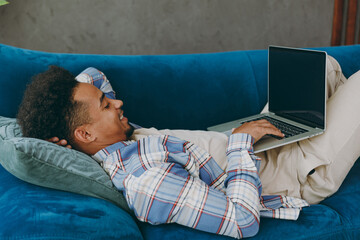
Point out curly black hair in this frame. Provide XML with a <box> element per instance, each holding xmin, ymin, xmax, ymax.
<box><xmin>17</xmin><ymin>65</ymin><xmax>91</xmax><ymax>146</ymax></box>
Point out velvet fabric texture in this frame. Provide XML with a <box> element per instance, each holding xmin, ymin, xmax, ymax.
<box><xmin>0</xmin><ymin>161</ymin><xmax>142</xmax><ymax>239</ymax></box>
<box><xmin>1</xmin><ymin>43</ymin><xmax>360</xmax><ymax>239</ymax></box>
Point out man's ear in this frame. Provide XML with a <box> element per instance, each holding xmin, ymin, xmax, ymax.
<box><xmin>74</xmin><ymin>125</ymin><xmax>96</xmax><ymax>143</ymax></box>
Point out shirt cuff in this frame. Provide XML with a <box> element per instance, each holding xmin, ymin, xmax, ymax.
<box><xmin>226</xmin><ymin>133</ymin><xmax>254</xmax><ymax>154</ymax></box>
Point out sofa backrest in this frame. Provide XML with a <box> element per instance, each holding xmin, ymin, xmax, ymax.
<box><xmin>1</xmin><ymin>44</ymin><xmax>360</xmax><ymax>130</ymax></box>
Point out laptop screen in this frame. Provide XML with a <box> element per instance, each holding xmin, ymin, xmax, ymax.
<box><xmin>268</xmin><ymin>46</ymin><xmax>327</xmax><ymax>129</ymax></box>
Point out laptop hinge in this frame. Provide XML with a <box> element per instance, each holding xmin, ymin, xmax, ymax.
<box><xmin>274</xmin><ymin>111</ymin><xmax>324</xmax><ymax>129</ymax></box>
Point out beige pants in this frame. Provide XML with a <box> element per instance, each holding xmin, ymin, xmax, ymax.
<box><xmin>132</xmin><ymin>56</ymin><xmax>360</xmax><ymax>204</ymax></box>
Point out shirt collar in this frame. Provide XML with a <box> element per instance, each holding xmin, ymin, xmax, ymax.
<box><xmin>92</xmin><ymin>140</ymin><xmax>135</xmax><ymax>163</ymax></box>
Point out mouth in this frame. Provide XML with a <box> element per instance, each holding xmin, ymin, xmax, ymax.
<box><xmin>119</xmin><ymin>111</ymin><xmax>127</xmax><ymax>122</ymax></box>
<box><xmin>119</xmin><ymin>110</ymin><xmax>124</xmax><ymax>120</ymax></box>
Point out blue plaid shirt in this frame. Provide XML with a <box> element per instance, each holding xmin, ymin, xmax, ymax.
<box><xmin>77</xmin><ymin>67</ymin><xmax>308</xmax><ymax>239</ymax></box>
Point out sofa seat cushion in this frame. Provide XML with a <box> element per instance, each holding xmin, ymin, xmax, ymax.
<box><xmin>0</xmin><ymin>163</ymin><xmax>143</xmax><ymax>239</ymax></box>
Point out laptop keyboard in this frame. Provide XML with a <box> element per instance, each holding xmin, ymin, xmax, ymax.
<box><xmin>241</xmin><ymin>116</ymin><xmax>308</xmax><ymax>139</ymax></box>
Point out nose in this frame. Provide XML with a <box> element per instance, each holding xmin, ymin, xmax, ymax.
<box><xmin>113</xmin><ymin>99</ymin><xmax>123</xmax><ymax>109</ymax></box>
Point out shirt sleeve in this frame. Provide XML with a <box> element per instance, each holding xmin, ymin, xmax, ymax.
<box><xmin>75</xmin><ymin>67</ymin><xmax>116</xmax><ymax>99</ymax></box>
<box><xmin>113</xmin><ymin>133</ymin><xmax>261</xmax><ymax>239</ymax></box>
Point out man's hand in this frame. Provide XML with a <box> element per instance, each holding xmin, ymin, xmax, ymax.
<box><xmin>232</xmin><ymin>120</ymin><xmax>284</xmax><ymax>143</ymax></box>
<box><xmin>47</xmin><ymin>137</ymin><xmax>72</xmax><ymax>149</ymax></box>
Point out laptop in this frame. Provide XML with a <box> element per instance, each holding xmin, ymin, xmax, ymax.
<box><xmin>207</xmin><ymin>46</ymin><xmax>327</xmax><ymax>153</ymax></box>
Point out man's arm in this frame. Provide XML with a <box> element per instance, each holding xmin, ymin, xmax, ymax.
<box><xmin>110</xmin><ymin>133</ymin><xmax>266</xmax><ymax>239</ymax></box>
<box><xmin>109</xmin><ymin>120</ymin><xmax>285</xmax><ymax>238</ymax></box>
<box><xmin>76</xmin><ymin>67</ymin><xmax>116</xmax><ymax>99</ymax></box>
<box><xmin>47</xmin><ymin>136</ymin><xmax>72</xmax><ymax>149</ymax></box>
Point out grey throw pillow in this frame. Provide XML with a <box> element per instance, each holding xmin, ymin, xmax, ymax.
<box><xmin>0</xmin><ymin>116</ymin><xmax>131</xmax><ymax>213</ymax></box>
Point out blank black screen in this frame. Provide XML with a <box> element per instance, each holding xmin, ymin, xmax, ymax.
<box><xmin>268</xmin><ymin>46</ymin><xmax>326</xmax><ymax>129</ymax></box>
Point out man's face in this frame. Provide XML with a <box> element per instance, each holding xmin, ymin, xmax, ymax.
<box><xmin>73</xmin><ymin>83</ymin><xmax>134</xmax><ymax>146</ymax></box>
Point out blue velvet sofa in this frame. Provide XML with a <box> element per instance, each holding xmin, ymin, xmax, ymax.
<box><xmin>1</xmin><ymin>43</ymin><xmax>360</xmax><ymax>239</ymax></box>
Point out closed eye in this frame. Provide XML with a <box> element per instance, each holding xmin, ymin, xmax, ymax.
<box><xmin>104</xmin><ymin>103</ymin><xmax>110</xmax><ymax>109</ymax></box>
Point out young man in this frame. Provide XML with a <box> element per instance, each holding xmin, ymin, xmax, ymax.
<box><xmin>17</xmin><ymin>56</ymin><xmax>360</xmax><ymax>238</ymax></box>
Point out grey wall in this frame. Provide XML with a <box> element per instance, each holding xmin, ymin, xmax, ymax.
<box><xmin>0</xmin><ymin>0</ymin><xmax>335</xmax><ymax>55</ymax></box>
